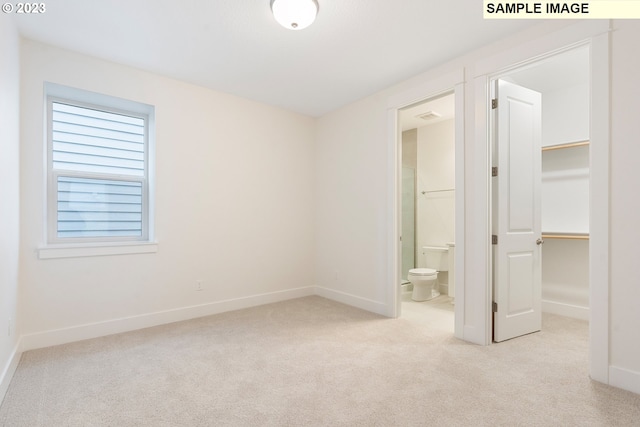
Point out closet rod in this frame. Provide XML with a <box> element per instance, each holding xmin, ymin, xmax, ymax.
<box><xmin>541</xmin><ymin>233</ymin><xmax>589</xmax><ymax>240</ymax></box>
<box><xmin>541</xmin><ymin>140</ymin><xmax>589</xmax><ymax>152</ymax></box>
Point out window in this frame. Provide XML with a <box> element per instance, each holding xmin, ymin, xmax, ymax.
<box><xmin>45</xmin><ymin>84</ymin><xmax>154</xmax><ymax>250</ymax></box>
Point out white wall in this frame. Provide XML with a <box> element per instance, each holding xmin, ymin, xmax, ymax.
<box><xmin>401</xmin><ymin>129</ymin><xmax>417</xmax><ymax>168</ymax></box>
<box><xmin>314</xmin><ymin>95</ymin><xmax>390</xmax><ymax>313</ymax></box>
<box><xmin>18</xmin><ymin>40</ymin><xmax>316</xmax><ymax>349</ymax></box>
<box><xmin>541</xmin><ymin>146</ymin><xmax>589</xmax><ymax>234</ymax></box>
<box><xmin>610</xmin><ymin>20</ymin><xmax>640</xmax><ymax>391</ymax></box>
<box><xmin>541</xmin><ymin>239</ymin><xmax>589</xmax><ymax>318</ymax></box>
<box><xmin>0</xmin><ymin>17</ymin><xmax>21</xmax><ymax>399</ymax></box>
<box><xmin>542</xmin><ymin>82</ymin><xmax>589</xmax><ymax>147</ymax></box>
<box><xmin>539</xmin><ymin>75</ymin><xmax>590</xmax><ymax>320</ymax></box>
<box><xmin>416</xmin><ymin>119</ymin><xmax>455</xmax><ymax>256</ymax></box>
<box><xmin>540</xmin><ymin>145</ymin><xmax>589</xmax><ymax>319</ymax></box>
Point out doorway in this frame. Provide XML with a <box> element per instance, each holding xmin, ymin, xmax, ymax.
<box><xmin>490</xmin><ymin>45</ymin><xmax>591</xmax><ymax>342</ymax></box>
<box><xmin>398</xmin><ymin>93</ymin><xmax>456</xmax><ymax>329</ymax></box>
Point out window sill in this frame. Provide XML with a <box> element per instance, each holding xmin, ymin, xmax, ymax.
<box><xmin>38</xmin><ymin>241</ymin><xmax>158</xmax><ymax>259</ymax></box>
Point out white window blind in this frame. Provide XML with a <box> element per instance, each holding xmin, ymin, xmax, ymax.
<box><xmin>48</xmin><ymin>96</ymin><xmax>150</xmax><ymax>243</ymax></box>
<box><xmin>52</xmin><ymin>102</ymin><xmax>145</xmax><ymax>176</ymax></box>
<box><xmin>56</xmin><ymin>176</ymin><xmax>143</xmax><ymax>238</ymax></box>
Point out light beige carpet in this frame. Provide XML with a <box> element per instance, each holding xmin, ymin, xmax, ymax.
<box><xmin>1</xmin><ymin>296</ymin><xmax>639</xmax><ymax>426</ymax></box>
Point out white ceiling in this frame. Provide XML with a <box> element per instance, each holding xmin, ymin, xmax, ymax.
<box><xmin>11</xmin><ymin>0</ymin><xmax>540</xmax><ymax>117</ymax></box>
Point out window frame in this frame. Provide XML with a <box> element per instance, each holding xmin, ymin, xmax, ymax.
<box><xmin>44</xmin><ymin>83</ymin><xmax>155</xmax><ymax>251</ymax></box>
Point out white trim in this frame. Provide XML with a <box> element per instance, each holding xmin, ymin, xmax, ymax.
<box><xmin>19</xmin><ymin>286</ymin><xmax>315</xmax><ymax>352</ymax></box>
<box><xmin>609</xmin><ymin>366</ymin><xmax>640</xmax><ymax>396</ymax></box>
<box><xmin>542</xmin><ymin>300</ymin><xmax>589</xmax><ymax>321</ymax></box>
<box><xmin>386</xmin><ymin>68</ymin><xmax>464</xmax><ymax>109</ymax></box>
<box><xmin>38</xmin><ymin>241</ymin><xmax>158</xmax><ymax>259</ymax></box>
<box><xmin>453</xmin><ymin>82</ymin><xmax>466</xmax><ymax>340</ymax></box>
<box><xmin>44</xmin><ymin>82</ymin><xmax>154</xmax><ymax>115</ymax></box>
<box><xmin>0</xmin><ymin>343</ymin><xmax>21</xmax><ymax>405</ymax></box>
<box><xmin>386</xmin><ymin>106</ymin><xmax>401</xmax><ymax>318</ymax></box>
<box><xmin>314</xmin><ymin>286</ymin><xmax>388</xmax><ymax>316</ymax></box>
<box><xmin>469</xmin><ymin>74</ymin><xmax>493</xmax><ymax>346</ymax></box>
<box><xmin>588</xmin><ymin>28</ymin><xmax>611</xmax><ymax>385</ymax></box>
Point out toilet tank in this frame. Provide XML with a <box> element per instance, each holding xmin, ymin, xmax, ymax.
<box><xmin>423</xmin><ymin>246</ymin><xmax>449</xmax><ymax>271</ymax></box>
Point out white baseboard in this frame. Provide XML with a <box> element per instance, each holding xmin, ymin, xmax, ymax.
<box><xmin>609</xmin><ymin>366</ymin><xmax>640</xmax><ymax>395</ymax></box>
<box><xmin>314</xmin><ymin>286</ymin><xmax>389</xmax><ymax>316</ymax></box>
<box><xmin>19</xmin><ymin>286</ymin><xmax>315</xmax><ymax>352</ymax></box>
<box><xmin>0</xmin><ymin>341</ymin><xmax>21</xmax><ymax>405</ymax></box>
<box><xmin>16</xmin><ymin>286</ymin><xmax>389</xmax><ymax>354</ymax></box>
<box><xmin>542</xmin><ymin>299</ymin><xmax>589</xmax><ymax>321</ymax></box>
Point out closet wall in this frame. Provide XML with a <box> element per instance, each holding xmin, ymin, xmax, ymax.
<box><xmin>509</xmin><ymin>46</ymin><xmax>590</xmax><ymax>320</ymax></box>
<box><xmin>541</xmin><ymin>80</ymin><xmax>589</xmax><ymax>320</ymax></box>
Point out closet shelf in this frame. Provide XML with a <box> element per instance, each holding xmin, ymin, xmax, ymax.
<box><xmin>541</xmin><ymin>232</ymin><xmax>589</xmax><ymax>240</ymax></box>
<box><xmin>542</xmin><ymin>140</ymin><xmax>589</xmax><ymax>152</ymax></box>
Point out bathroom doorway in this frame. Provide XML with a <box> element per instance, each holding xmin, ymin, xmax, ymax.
<box><xmin>397</xmin><ymin>92</ymin><xmax>456</xmax><ymax>330</ymax></box>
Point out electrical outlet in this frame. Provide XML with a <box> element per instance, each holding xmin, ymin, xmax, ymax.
<box><xmin>196</xmin><ymin>280</ymin><xmax>203</xmax><ymax>291</ymax></box>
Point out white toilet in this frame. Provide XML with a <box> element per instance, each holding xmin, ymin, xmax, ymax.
<box><xmin>408</xmin><ymin>246</ymin><xmax>449</xmax><ymax>301</ymax></box>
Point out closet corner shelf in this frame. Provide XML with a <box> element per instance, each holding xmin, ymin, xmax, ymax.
<box><xmin>541</xmin><ymin>232</ymin><xmax>589</xmax><ymax>240</ymax></box>
<box><xmin>542</xmin><ymin>140</ymin><xmax>589</xmax><ymax>152</ymax></box>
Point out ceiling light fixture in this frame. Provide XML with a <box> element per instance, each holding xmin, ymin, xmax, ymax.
<box><xmin>270</xmin><ymin>0</ymin><xmax>319</xmax><ymax>30</ymax></box>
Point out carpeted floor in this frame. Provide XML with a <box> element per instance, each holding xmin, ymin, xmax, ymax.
<box><xmin>1</xmin><ymin>295</ymin><xmax>639</xmax><ymax>426</ymax></box>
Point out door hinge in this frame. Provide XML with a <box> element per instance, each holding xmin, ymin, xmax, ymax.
<box><xmin>492</xmin><ymin>99</ymin><xmax>498</xmax><ymax>109</ymax></box>
<box><xmin>492</xmin><ymin>301</ymin><xmax>498</xmax><ymax>312</ymax></box>
<box><xmin>492</xmin><ymin>166</ymin><xmax>498</xmax><ymax>177</ymax></box>
<box><xmin>492</xmin><ymin>235</ymin><xmax>498</xmax><ymax>245</ymax></box>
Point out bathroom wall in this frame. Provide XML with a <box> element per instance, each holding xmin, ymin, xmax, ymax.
<box><xmin>415</xmin><ymin>119</ymin><xmax>455</xmax><ymax>293</ymax></box>
<box><xmin>416</xmin><ymin>119</ymin><xmax>455</xmax><ymax>261</ymax></box>
<box><xmin>402</xmin><ymin>129</ymin><xmax>417</xmax><ymax>168</ymax></box>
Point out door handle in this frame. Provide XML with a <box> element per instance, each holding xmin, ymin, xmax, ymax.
<box><xmin>536</xmin><ymin>238</ymin><xmax>544</xmax><ymax>245</ymax></box>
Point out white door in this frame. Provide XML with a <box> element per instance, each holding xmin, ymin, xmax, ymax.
<box><xmin>493</xmin><ymin>79</ymin><xmax>542</xmax><ymax>343</ymax></box>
